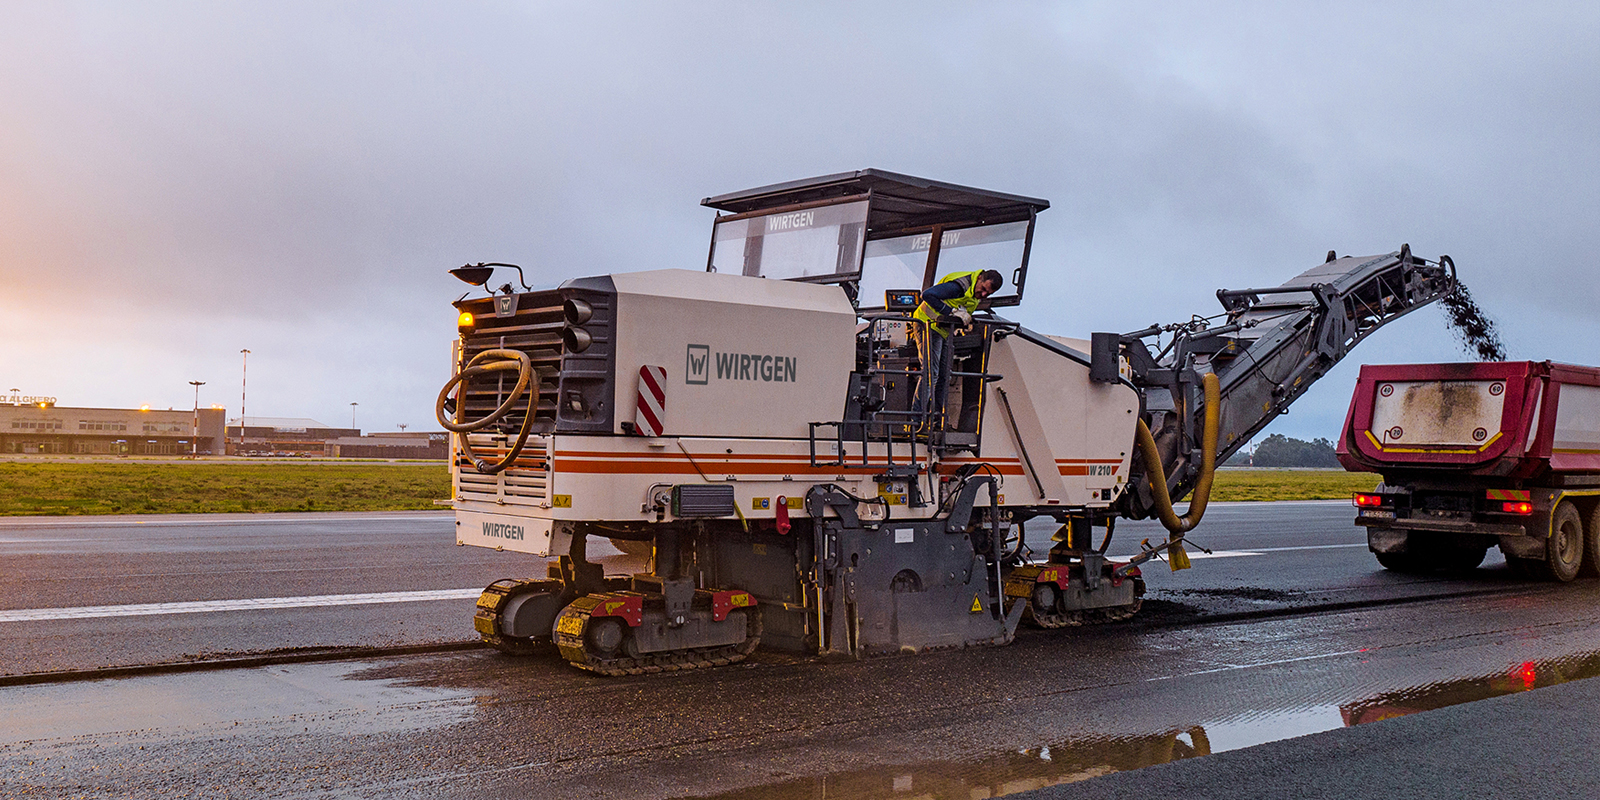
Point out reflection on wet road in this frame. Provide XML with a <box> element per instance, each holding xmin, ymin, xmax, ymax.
<box><xmin>0</xmin><ymin>662</ymin><xmax>475</xmax><ymax>742</ymax></box>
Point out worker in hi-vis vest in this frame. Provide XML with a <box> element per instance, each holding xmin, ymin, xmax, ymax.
<box><xmin>912</xmin><ymin>269</ymin><xmax>1004</xmax><ymax>428</ymax></box>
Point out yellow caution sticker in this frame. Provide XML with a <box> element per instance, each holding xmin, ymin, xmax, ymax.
<box><xmin>551</xmin><ymin>494</ymin><xmax>572</xmax><ymax>508</ymax></box>
<box><xmin>971</xmin><ymin>595</ymin><xmax>985</xmax><ymax>613</ymax></box>
<box><xmin>752</xmin><ymin>497</ymin><xmax>771</xmax><ymax>510</ymax></box>
<box><xmin>786</xmin><ymin>496</ymin><xmax>803</xmax><ymax>509</ymax></box>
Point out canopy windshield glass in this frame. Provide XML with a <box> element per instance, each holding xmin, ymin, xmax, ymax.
<box><xmin>857</xmin><ymin>219</ymin><xmax>1031</xmax><ymax>310</ymax></box>
<box><xmin>708</xmin><ymin>199</ymin><xmax>868</xmax><ymax>282</ymax></box>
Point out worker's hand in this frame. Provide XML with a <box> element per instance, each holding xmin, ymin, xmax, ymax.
<box><xmin>953</xmin><ymin>309</ymin><xmax>973</xmax><ymax>328</ymax></box>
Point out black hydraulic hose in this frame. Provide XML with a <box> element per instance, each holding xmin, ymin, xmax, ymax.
<box><xmin>434</xmin><ymin>348</ymin><xmax>540</xmax><ymax>475</ymax></box>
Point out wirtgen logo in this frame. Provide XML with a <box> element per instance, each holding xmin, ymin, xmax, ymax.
<box><xmin>686</xmin><ymin>344</ymin><xmax>710</xmax><ymax>385</ymax></box>
<box><xmin>685</xmin><ymin>343</ymin><xmax>797</xmax><ymax>385</ymax></box>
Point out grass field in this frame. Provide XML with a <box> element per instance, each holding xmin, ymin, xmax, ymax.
<box><xmin>1210</xmin><ymin>468</ymin><xmax>1378</xmax><ymax>503</ymax></box>
<box><xmin>0</xmin><ymin>462</ymin><xmax>450</xmax><ymax>515</ymax></box>
<box><xmin>0</xmin><ymin>461</ymin><xmax>1375</xmax><ymax>516</ymax></box>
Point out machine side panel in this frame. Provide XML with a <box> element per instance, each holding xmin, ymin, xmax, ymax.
<box><xmin>981</xmin><ymin>335</ymin><xmax>1137</xmax><ymax>507</ymax></box>
<box><xmin>611</xmin><ymin>269</ymin><xmax>856</xmax><ymax>439</ymax></box>
<box><xmin>454</xmin><ymin>507</ymin><xmax>570</xmax><ymax>557</ymax></box>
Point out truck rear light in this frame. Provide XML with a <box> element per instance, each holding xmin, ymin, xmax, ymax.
<box><xmin>1354</xmin><ymin>493</ymin><xmax>1385</xmax><ymax>507</ymax></box>
<box><xmin>1502</xmin><ymin>501</ymin><xmax>1534</xmax><ymax>515</ymax></box>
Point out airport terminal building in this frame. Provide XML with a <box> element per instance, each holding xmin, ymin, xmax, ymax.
<box><xmin>0</xmin><ymin>403</ymin><xmax>227</xmax><ymax>455</ymax></box>
<box><xmin>225</xmin><ymin>418</ymin><xmax>448</xmax><ymax>459</ymax></box>
<box><xmin>1</xmin><ymin>405</ymin><xmax>444</xmax><ymax>459</ymax></box>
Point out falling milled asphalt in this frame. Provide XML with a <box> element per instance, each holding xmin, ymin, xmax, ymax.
<box><xmin>3</xmin><ymin>505</ymin><xmax>1599</xmax><ymax>799</ymax></box>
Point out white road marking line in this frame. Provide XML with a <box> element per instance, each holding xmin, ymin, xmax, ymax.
<box><xmin>1106</xmin><ymin>542</ymin><xmax>1367</xmax><ymax>560</ymax></box>
<box><xmin>1179</xmin><ymin>550</ymin><xmax>1264</xmax><ymax>560</ymax></box>
<box><xmin>0</xmin><ymin>588</ymin><xmax>483</xmax><ymax>623</ymax></box>
<box><xmin>1253</xmin><ymin>543</ymin><xmax>1369</xmax><ymax>552</ymax></box>
<box><xmin>0</xmin><ymin>513</ymin><xmax>451</xmax><ymax>529</ymax></box>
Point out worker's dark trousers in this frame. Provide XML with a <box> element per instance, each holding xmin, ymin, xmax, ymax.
<box><xmin>917</xmin><ymin>330</ymin><xmax>949</xmax><ymax>427</ymax></box>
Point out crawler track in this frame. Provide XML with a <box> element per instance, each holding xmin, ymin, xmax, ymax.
<box><xmin>553</xmin><ymin>600</ymin><xmax>762</xmax><ymax>677</ymax></box>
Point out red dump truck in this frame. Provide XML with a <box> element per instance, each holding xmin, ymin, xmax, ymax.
<box><xmin>1337</xmin><ymin>361</ymin><xmax>1600</xmax><ymax>581</ymax></box>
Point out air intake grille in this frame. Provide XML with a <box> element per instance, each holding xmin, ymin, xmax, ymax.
<box><xmin>458</xmin><ymin>290</ymin><xmax>566</xmax><ymax>430</ymax></box>
<box><xmin>454</xmin><ymin>435</ymin><xmax>549</xmax><ymax>505</ymax></box>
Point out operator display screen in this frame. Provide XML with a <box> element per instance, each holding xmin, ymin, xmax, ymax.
<box><xmin>884</xmin><ymin>290</ymin><xmax>920</xmax><ymax>311</ymax></box>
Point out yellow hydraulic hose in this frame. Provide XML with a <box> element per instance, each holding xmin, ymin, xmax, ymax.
<box><xmin>434</xmin><ymin>348</ymin><xmax>540</xmax><ymax>475</ymax></box>
<box><xmin>1133</xmin><ymin>372</ymin><xmax>1220</xmax><ymax>568</ymax></box>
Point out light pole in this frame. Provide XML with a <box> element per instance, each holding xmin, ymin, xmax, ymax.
<box><xmin>350</xmin><ymin>402</ymin><xmax>358</xmax><ymax>431</ymax></box>
<box><xmin>189</xmin><ymin>381</ymin><xmax>206</xmax><ymax>458</ymax></box>
<box><xmin>239</xmin><ymin>349</ymin><xmax>250</xmax><ymax>456</ymax></box>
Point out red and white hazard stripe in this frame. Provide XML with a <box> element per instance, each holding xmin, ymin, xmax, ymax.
<box><xmin>635</xmin><ymin>365</ymin><xmax>667</xmax><ymax>436</ymax></box>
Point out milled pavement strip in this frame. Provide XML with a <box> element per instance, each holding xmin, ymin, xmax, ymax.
<box><xmin>0</xmin><ymin>545</ymin><xmax>1372</xmax><ymax>624</ymax></box>
<box><xmin>0</xmin><ymin>588</ymin><xmax>484</xmax><ymax>623</ymax></box>
<box><xmin>0</xmin><ymin>585</ymin><xmax>1538</xmax><ymax>688</ymax></box>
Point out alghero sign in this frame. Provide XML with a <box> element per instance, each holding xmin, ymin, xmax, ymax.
<box><xmin>3</xmin><ymin>392</ymin><xmax>58</xmax><ymax>406</ymax></box>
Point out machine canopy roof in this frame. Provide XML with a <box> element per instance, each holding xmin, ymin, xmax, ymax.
<box><xmin>702</xmin><ymin>169</ymin><xmax>1049</xmax><ymax>232</ymax></box>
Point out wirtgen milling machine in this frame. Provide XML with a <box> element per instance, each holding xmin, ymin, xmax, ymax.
<box><xmin>439</xmin><ymin>170</ymin><xmax>1455</xmax><ymax>675</ymax></box>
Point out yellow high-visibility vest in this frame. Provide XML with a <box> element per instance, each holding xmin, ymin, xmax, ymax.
<box><xmin>913</xmin><ymin>270</ymin><xmax>986</xmax><ymax>338</ymax></box>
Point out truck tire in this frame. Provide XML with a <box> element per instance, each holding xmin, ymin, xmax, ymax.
<box><xmin>1435</xmin><ymin>544</ymin><xmax>1489</xmax><ymax>573</ymax></box>
<box><xmin>1530</xmin><ymin>501</ymin><xmax>1585</xmax><ymax>582</ymax></box>
<box><xmin>1584</xmin><ymin>504</ymin><xmax>1600</xmax><ymax>579</ymax></box>
<box><xmin>1374</xmin><ymin>551</ymin><xmax>1429</xmax><ymax>573</ymax></box>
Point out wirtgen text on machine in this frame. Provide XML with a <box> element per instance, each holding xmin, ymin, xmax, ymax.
<box><xmin>481</xmin><ymin>522</ymin><xmax>525</xmax><ymax>541</ymax></box>
<box><xmin>686</xmin><ymin>344</ymin><xmax>798</xmax><ymax>384</ymax></box>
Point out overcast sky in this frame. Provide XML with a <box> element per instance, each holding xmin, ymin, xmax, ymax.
<box><xmin>3</xmin><ymin>2</ymin><xmax>1596</xmax><ymax>443</ymax></box>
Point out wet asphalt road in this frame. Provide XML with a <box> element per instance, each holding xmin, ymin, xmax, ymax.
<box><xmin>0</xmin><ymin>503</ymin><xmax>1522</xmax><ymax>676</ymax></box>
<box><xmin>2</xmin><ymin>504</ymin><xmax>1596</xmax><ymax>798</ymax></box>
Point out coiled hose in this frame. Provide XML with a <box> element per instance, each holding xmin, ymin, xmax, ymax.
<box><xmin>1133</xmin><ymin>371</ymin><xmax>1220</xmax><ymax>536</ymax></box>
<box><xmin>435</xmin><ymin>348</ymin><xmax>539</xmax><ymax>475</ymax></box>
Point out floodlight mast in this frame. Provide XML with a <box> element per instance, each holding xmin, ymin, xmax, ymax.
<box><xmin>239</xmin><ymin>349</ymin><xmax>249</xmax><ymax>455</ymax></box>
<box><xmin>188</xmin><ymin>381</ymin><xmax>206</xmax><ymax>458</ymax></box>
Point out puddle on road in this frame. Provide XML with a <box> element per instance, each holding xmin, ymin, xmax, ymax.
<box><xmin>0</xmin><ymin>660</ymin><xmax>475</xmax><ymax>744</ymax></box>
<box><xmin>1340</xmin><ymin>648</ymin><xmax>1600</xmax><ymax>726</ymax></box>
<box><xmin>685</xmin><ymin>649</ymin><xmax>1600</xmax><ymax>800</ymax></box>
<box><xmin>683</xmin><ymin>728</ymin><xmax>1217</xmax><ymax>800</ymax></box>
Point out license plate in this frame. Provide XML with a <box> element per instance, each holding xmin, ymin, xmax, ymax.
<box><xmin>1361</xmin><ymin>509</ymin><xmax>1396</xmax><ymax>519</ymax></box>
<box><xmin>556</xmin><ymin>615</ymin><xmax>586</xmax><ymax>636</ymax></box>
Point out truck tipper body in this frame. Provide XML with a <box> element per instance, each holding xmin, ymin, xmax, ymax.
<box><xmin>1337</xmin><ymin>361</ymin><xmax>1600</xmax><ymax>580</ymax></box>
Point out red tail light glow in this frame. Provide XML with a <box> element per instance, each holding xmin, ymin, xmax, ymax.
<box><xmin>1518</xmin><ymin>661</ymin><xmax>1537</xmax><ymax>689</ymax></box>
<box><xmin>1502</xmin><ymin>501</ymin><xmax>1535</xmax><ymax>515</ymax></box>
<box><xmin>1354</xmin><ymin>493</ymin><xmax>1384</xmax><ymax>507</ymax></box>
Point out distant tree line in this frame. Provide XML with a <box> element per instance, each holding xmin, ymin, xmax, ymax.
<box><xmin>1231</xmin><ymin>434</ymin><xmax>1341</xmax><ymax>468</ymax></box>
